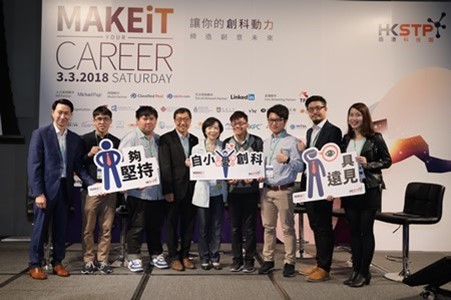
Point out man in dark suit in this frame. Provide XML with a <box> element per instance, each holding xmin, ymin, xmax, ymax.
<box><xmin>27</xmin><ymin>99</ymin><xmax>96</xmax><ymax>280</ymax></box>
<box><xmin>158</xmin><ymin>107</ymin><xmax>198</xmax><ymax>271</ymax></box>
<box><xmin>298</xmin><ymin>95</ymin><xmax>342</xmax><ymax>282</ymax></box>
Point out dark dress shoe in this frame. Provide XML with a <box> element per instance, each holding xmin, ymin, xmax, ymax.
<box><xmin>28</xmin><ymin>267</ymin><xmax>47</xmax><ymax>280</ymax></box>
<box><xmin>53</xmin><ymin>264</ymin><xmax>70</xmax><ymax>277</ymax></box>
<box><xmin>343</xmin><ymin>271</ymin><xmax>358</xmax><ymax>285</ymax></box>
<box><xmin>349</xmin><ymin>273</ymin><xmax>371</xmax><ymax>288</ymax></box>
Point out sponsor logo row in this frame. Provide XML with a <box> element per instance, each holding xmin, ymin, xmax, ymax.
<box><xmin>57</xmin><ymin>91</ymin><xmax>310</xmax><ymax>102</ymax></box>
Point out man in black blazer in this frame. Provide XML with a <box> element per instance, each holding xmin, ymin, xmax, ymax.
<box><xmin>158</xmin><ymin>107</ymin><xmax>198</xmax><ymax>271</ymax></box>
<box><xmin>27</xmin><ymin>99</ymin><xmax>96</xmax><ymax>280</ymax></box>
<box><xmin>298</xmin><ymin>95</ymin><xmax>342</xmax><ymax>282</ymax></box>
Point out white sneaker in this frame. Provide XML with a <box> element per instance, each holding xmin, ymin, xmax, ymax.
<box><xmin>128</xmin><ymin>259</ymin><xmax>143</xmax><ymax>272</ymax></box>
<box><xmin>151</xmin><ymin>254</ymin><xmax>169</xmax><ymax>269</ymax></box>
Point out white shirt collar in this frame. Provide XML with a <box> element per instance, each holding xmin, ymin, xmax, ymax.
<box><xmin>314</xmin><ymin>119</ymin><xmax>327</xmax><ymax>130</ymax></box>
<box><xmin>53</xmin><ymin>122</ymin><xmax>67</xmax><ymax>136</ymax></box>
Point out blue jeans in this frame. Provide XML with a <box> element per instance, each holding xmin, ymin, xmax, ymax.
<box><xmin>197</xmin><ymin>195</ymin><xmax>224</xmax><ymax>264</ymax></box>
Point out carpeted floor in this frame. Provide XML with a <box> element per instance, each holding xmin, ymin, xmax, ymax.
<box><xmin>0</xmin><ymin>241</ymin><xmax>450</xmax><ymax>300</ymax></box>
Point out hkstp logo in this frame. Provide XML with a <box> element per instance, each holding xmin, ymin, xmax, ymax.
<box><xmin>378</xmin><ymin>12</ymin><xmax>446</xmax><ymax>42</ymax></box>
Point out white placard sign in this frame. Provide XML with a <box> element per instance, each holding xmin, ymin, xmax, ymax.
<box><xmin>190</xmin><ymin>144</ymin><xmax>264</xmax><ymax>180</ymax></box>
<box><xmin>88</xmin><ymin>139</ymin><xmax>160</xmax><ymax>196</ymax></box>
<box><xmin>293</xmin><ymin>143</ymin><xmax>365</xmax><ymax>203</ymax></box>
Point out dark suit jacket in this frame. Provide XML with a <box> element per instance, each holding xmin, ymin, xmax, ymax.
<box><xmin>301</xmin><ymin>120</ymin><xmax>342</xmax><ymax>191</ymax></box>
<box><xmin>27</xmin><ymin>124</ymin><xmax>95</xmax><ymax>203</ymax></box>
<box><xmin>158</xmin><ymin>129</ymin><xmax>198</xmax><ymax>201</ymax></box>
<box><xmin>81</xmin><ymin>131</ymin><xmax>121</xmax><ymax>187</ymax></box>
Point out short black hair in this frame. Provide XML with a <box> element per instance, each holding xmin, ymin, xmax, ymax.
<box><xmin>93</xmin><ymin>106</ymin><xmax>112</xmax><ymax>118</ymax></box>
<box><xmin>136</xmin><ymin>106</ymin><xmax>158</xmax><ymax>119</ymax></box>
<box><xmin>202</xmin><ymin>117</ymin><xmax>224</xmax><ymax>138</ymax></box>
<box><xmin>305</xmin><ymin>95</ymin><xmax>327</xmax><ymax>108</ymax></box>
<box><xmin>267</xmin><ymin>104</ymin><xmax>289</xmax><ymax>120</ymax></box>
<box><xmin>52</xmin><ymin>99</ymin><xmax>74</xmax><ymax>112</ymax></box>
<box><xmin>229</xmin><ymin>111</ymin><xmax>248</xmax><ymax>123</ymax></box>
<box><xmin>173</xmin><ymin>107</ymin><xmax>192</xmax><ymax>119</ymax></box>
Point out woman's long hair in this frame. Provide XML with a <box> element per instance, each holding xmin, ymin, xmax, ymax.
<box><xmin>346</xmin><ymin>102</ymin><xmax>375</xmax><ymax>139</ymax></box>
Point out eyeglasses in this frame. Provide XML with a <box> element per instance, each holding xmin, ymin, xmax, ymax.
<box><xmin>307</xmin><ymin>105</ymin><xmax>325</xmax><ymax>113</ymax></box>
<box><xmin>94</xmin><ymin>116</ymin><xmax>111</xmax><ymax>122</ymax></box>
<box><xmin>268</xmin><ymin>118</ymin><xmax>284</xmax><ymax>124</ymax></box>
<box><xmin>231</xmin><ymin>121</ymin><xmax>247</xmax><ymax>127</ymax></box>
<box><xmin>175</xmin><ymin>117</ymin><xmax>191</xmax><ymax>123</ymax></box>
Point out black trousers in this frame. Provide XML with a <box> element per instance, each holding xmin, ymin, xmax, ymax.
<box><xmin>228</xmin><ymin>192</ymin><xmax>259</xmax><ymax>264</ymax></box>
<box><xmin>305</xmin><ymin>199</ymin><xmax>334</xmax><ymax>272</ymax></box>
<box><xmin>344</xmin><ymin>208</ymin><xmax>377</xmax><ymax>275</ymax></box>
<box><xmin>165</xmin><ymin>195</ymin><xmax>197</xmax><ymax>261</ymax></box>
<box><xmin>126</xmin><ymin>196</ymin><xmax>166</xmax><ymax>257</ymax></box>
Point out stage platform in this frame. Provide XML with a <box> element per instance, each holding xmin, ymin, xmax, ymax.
<box><xmin>0</xmin><ymin>240</ymin><xmax>450</xmax><ymax>300</ymax></box>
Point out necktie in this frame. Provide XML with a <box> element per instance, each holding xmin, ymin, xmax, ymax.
<box><xmin>106</xmin><ymin>152</ymin><xmax>112</xmax><ymax>166</ymax></box>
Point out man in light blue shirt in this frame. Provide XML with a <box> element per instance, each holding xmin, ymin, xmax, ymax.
<box><xmin>258</xmin><ymin>104</ymin><xmax>303</xmax><ymax>278</ymax></box>
<box><xmin>119</xmin><ymin>106</ymin><xmax>168</xmax><ymax>272</ymax></box>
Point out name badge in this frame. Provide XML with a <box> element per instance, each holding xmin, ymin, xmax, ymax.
<box><xmin>266</xmin><ymin>165</ymin><xmax>274</xmax><ymax>179</ymax></box>
<box><xmin>97</xmin><ymin>168</ymin><xmax>103</xmax><ymax>180</ymax></box>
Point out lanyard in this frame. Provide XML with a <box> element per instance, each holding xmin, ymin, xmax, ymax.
<box><xmin>142</xmin><ymin>136</ymin><xmax>154</xmax><ymax>157</ymax></box>
<box><xmin>232</xmin><ymin>136</ymin><xmax>249</xmax><ymax>151</ymax></box>
<box><xmin>137</xmin><ymin>127</ymin><xmax>155</xmax><ymax>157</ymax></box>
<box><xmin>148</xmin><ymin>139</ymin><xmax>155</xmax><ymax>157</ymax></box>
<box><xmin>95</xmin><ymin>133</ymin><xmax>108</xmax><ymax>146</ymax></box>
<box><xmin>310</xmin><ymin>127</ymin><xmax>322</xmax><ymax>147</ymax></box>
<box><xmin>268</xmin><ymin>131</ymin><xmax>286</xmax><ymax>162</ymax></box>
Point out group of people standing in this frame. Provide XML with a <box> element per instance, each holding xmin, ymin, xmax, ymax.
<box><xmin>27</xmin><ymin>95</ymin><xmax>391</xmax><ymax>288</ymax></box>
<box><xmin>297</xmin><ymin>96</ymin><xmax>392</xmax><ymax>287</ymax></box>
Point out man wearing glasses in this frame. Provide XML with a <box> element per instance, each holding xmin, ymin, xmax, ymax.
<box><xmin>258</xmin><ymin>104</ymin><xmax>303</xmax><ymax>277</ymax></box>
<box><xmin>223</xmin><ymin>111</ymin><xmax>263</xmax><ymax>273</ymax></box>
<box><xmin>80</xmin><ymin>106</ymin><xmax>120</xmax><ymax>274</ymax></box>
<box><xmin>159</xmin><ymin>108</ymin><xmax>199</xmax><ymax>271</ymax></box>
<box><xmin>298</xmin><ymin>95</ymin><xmax>342</xmax><ymax>282</ymax></box>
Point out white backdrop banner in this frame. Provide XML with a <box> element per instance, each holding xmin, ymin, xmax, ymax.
<box><xmin>40</xmin><ymin>0</ymin><xmax>451</xmax><ymax>251</ymax></box>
